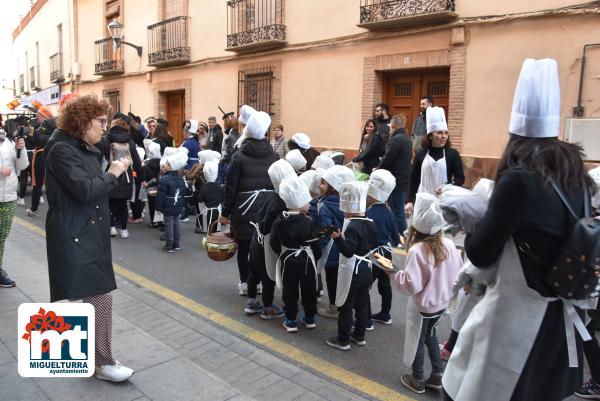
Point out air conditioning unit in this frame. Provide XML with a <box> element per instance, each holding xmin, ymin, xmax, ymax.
<box><xmin>565</xmin><ymin>118</ymin><xmax>600</xmax><ymax>161</ymax></box>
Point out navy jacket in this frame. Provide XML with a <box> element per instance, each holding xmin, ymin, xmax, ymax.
<box><xmin>318</xmin><ymin>195</ymin><xmax>344</xmax><ymax>268</ymax></box>
<box><xmin>156</xmin><ymin>171</ymin><xmax>188</xmax><ymax>216</ymax></box>
<box><xmin>366</xmin><ymin>202</ymin><xmax>400</xmax><ymax>248</ymax></box>
<box><xmin>181</xmin><ymin>138</ymin><xmax>200</xmax><ymax>170</ymax></box>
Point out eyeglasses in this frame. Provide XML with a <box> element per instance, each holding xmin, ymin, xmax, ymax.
<box><xmin>94</xmin><ymin>118</ymin><xmax>108</xmax><ymax>127</ymax></box>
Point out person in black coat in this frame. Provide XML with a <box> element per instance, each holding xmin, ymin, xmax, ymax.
<box><xmin>206</xmin><ymin>116</ymin><xmax>223</xmax><ymax>152</ymax></box>
<box><xmin>44</xmin><ymin>94</ymin><xmax>133</xmax><ymax>381</ymax></box>
<box><xmin>104</xmin><ymin>118</ymin><xmax>144</xmax><ymax>238</ymax></box>
<box><xmin>377</xmin><ymin>115</ymin><xmax>412</xmax><ymax>235</ymax></box>
<box><xmin>220</xmin><ymin>111</ymin><xmax>279</xmax><ymax>295</ymax></box>
<box><xmin>353</xmin><ymin>119</ymin><xmax>384</xmax><ymax>174</ymax></box>
<box><xmin>27</xmin><ymin>116</ymin><xmax>56</xmax><ymax>216</ymax></box>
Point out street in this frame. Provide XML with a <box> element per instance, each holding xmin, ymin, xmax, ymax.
<box><xmin>1</xmin><ymin>195</ymin><xmax>589</xmax><ymax>401</ymax></box>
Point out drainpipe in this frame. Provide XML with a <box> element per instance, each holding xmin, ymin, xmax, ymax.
<box><xmin>574</xmin><ymin>43</ymin><xmax>600</xmax><ymax>117</ymax></box>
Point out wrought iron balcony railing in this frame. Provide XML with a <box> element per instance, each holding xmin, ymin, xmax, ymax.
<box><xmin>49</xmin><ymin>53</ymin><xmax>64</xmax><ymax>82</ymax></box>
<box><xmin>94</xmin><ymin>38</ymin><xmax>124</xmax><ymax>75</ymax></box>
<box><xmin>147</xmin><ymin>16</ymin><xmax>191</xmax><ymax>67</ymax></box>
<box><xmin>358</xmin><ymin>0</ymin><xmax>457</xmax><ymax>30</ymax></box>
<box><xmin>226</xmin><ymin>0</ymin><xmax>286</xmax><ymax>53</ymax></box>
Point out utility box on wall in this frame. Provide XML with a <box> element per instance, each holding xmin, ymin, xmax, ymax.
<box><xmin>565</xmin><ymin>118</ymin><xmax>600</xmax><ymax>161</ymax></box>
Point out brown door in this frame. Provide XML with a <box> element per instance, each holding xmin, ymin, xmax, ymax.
<box><xmin>384</xmin><ymin>69</ymin><xmax>450</xmax><ymax>134</ymax></box>
<box><xmin>166</xmin><ymin>91</ymin><xmax>185</xmax><ymax>145</ymax></box>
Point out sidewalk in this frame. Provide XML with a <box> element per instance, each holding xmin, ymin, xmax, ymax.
<box><xmin>0</xmin><ymin>221</ymin><xmax>372</xmax><ymax>401</ymax></box>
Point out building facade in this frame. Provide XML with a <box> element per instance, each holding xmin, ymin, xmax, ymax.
<box><xmin>7</xmin><ymin>0</ymin><xmax>600</xmax><ymax>183</ymax></box>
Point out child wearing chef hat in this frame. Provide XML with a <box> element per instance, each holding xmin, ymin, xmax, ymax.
<box><xmin>270</xmin><ymin>176</ymin><xmax>323</xmax><ymax>332</ymax></box>
<box><xmin>366</xmin><ymin>169</ymin><xmax>399</xmax><ymax>327</ymax></box>
<box><xmin>195</xmin><ymin>160</ymin><xmax>223</xmax><ymax>234</ymax></box>
<box><xmin>385</xmin><ymin>192</ymin><xmax>462</xmax><ymax>394</ymax></box>
<box><xmin>325</xmin><ymin>181</ymin><xmax>379</xmax><ymax>351</ymax></box>
<box><xmin>316</xmin><ymin>165</ymin><xmax>355</xmax><ymax>319</ymax></box>
<box><xmin>155</xmin><ymin>152</ymin><xmax>189</xmax><ymax>253</ymax></box>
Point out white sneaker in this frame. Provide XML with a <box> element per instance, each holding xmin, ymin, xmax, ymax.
<box><xmin>17</xmin><ymin>198</ymin><xmax>25</xmax><ymax>206</ymax></box>
<box><xmin>238</xmin><ymin>282</ymin><xmax>248</xmax><ymax>296</ymax></box>
<box><xmin>257</xmin><ymin>283</ymin><xmax>263</xmax><ymax>294</ymax></box>
<box><xmin>95</xmin><ymin>361</ymin><xmax>133</xmax><ymax>382</ymax></box>
<box><xmin>120</xmin><ymin>229</ymin><xmax>129</xmax><ymax>239</ymax></box>
<box><xmin>39</xmin><ymin>196</ymin><xmax>44</xmax><ymax>204</ymax></box>
<box><xmin>110</xmin><ymin>227</ymin><xmax>117</xmax><ymax>237</ymax></box>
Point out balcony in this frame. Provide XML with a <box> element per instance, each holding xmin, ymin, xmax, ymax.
<box><xmin>226</xmin><ymin>0</ymin><xmax>286</xmax><ymax>53</ymax></box>
<box><xmin>49</xmin><ymin>53</ymin><xmax>64</xmax><ymax>82</ymax></box>
<box><xmin>358</xmin><ymin>0</ymin><xmax>457</xmax><ymax>30</ymax></box>
<box><xmin>147</xmin><ymin>16</ymin><xmax>191</xmax><ymax>68</ymax></box>
<box><xmin>94</xmin><ymin>38</ymin><xmax>124</xmax><ymax>76</ymax></box>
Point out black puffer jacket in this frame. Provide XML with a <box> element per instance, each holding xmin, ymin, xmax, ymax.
<box><xmin>44</xmin><ymin>129</ymin><xmax>118</xmax><ymax>301</ymax></box>
<box><xmin>222</xmin><ymin>138</ymin><xmax>280</xmax><ymax>241</ymax></box>
<box><xmin>378</xmin><ymin>128</ymin><xmax>412</xmax><ymax>191</ymax></box>
<box><xmin>104</xmin><ymin>127</ymin><xmax>144</xmax><ymax>199</ymax></box>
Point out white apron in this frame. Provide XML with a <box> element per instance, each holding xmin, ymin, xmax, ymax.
<box><xmin>275</xmin><ymin>245</ymin><xmax>317</xmax><ymax>290</ymax></box>
<box><xmin>197</xmin><ymin>203</ymin><xmax>222</xmax><ymax>232</ymax></box>
<box><xmin>403</xmin><ymin>297</ymin><xmax>444</xmax><ymax>367</ymax></box>
<box><xmin>443</xmin><ymin>240</ymin><xmax>591</xmax><ymax>401</ymax></box>
<box><xmin>264</xmin><ymin>233</ymin><xmax>279</xmax><ymax>282</ymax></box>
<box><xmin>417</xmin><ymin>149</ymin><xmax>447</xmax><ymax>195</ymax></box>
<box><xmin>335</xmin><ymin>218</ymin><xmax>374</xmax><ymax>307</ymax></box>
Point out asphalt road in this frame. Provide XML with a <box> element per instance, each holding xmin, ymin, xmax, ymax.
<box><xmin>15</xmin><ymin>195</ymin><xmax>455</xmax><ymax>401</ymax></box>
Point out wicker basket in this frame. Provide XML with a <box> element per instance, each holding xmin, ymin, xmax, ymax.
<box><xmin>204</xmin><ymin>221</ymin><xmax>237</xmax><ymax>261</ymax></box>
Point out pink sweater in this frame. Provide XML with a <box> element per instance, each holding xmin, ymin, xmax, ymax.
<box><xmin>391</xmin><ymin>237</ymin><xmax>462</xmax><ymax>314</ymax></box>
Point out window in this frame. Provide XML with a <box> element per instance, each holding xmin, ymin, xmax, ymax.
<box><xmin>395</xmin><ymin>82</ymin><xmax>412</xmax><ymax>97</ymax></box>
<box><xmin>35</xmin><ymin>42</ymin><xmax>40</xmax><ymax>88</ymax></box>
<box><xmin>163</xmin><ymin>0</ymin><xmax>186</xmax><ymax>19</ymax></box>
<box><xmin>103</xmin><ymin>88</ymin><xmax>121</xmax><ymax>120</ymax></box>
<box><xmin>238</xmin><ymin>67</ymin><xmax>274</xmax><ymax>115</ymax></box>
<box><xmin>428</xmin><ymin>81</ymin><xmax>448</xmax><ymax>97</ymax></box>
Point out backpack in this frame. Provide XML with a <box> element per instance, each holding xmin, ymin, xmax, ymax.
<box><xmin>522</xmin><ymin>181</ymin><xmax>600</xmax><ymax>300</ymax></box>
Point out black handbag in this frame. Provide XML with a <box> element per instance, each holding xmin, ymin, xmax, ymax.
<box><xmin>519</xmin><ymin>181</ymin><xmax>600</xmax><ymax>300</ymax></box>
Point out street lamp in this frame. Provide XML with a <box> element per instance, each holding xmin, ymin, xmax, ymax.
<box><xmin>107</xmin><ymin>18</ymin><xmax>143</xmax><ymax>57</ymax></box>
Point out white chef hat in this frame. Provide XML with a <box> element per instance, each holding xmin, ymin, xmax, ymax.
<box><xmin>292</xmin><ymin>133</ymin><xmax>311</xmax><ymax>150</ymax></box>
<box><xmin>279</xmin><ymin>176</ymin><xmax>312</xmax><ymax>210</ymax></box>
<box><xmin>329</xmin><ymin>151</ymin><xmax>346</xmax><ymax>165</ymax></box>
<box><xmin>163</xmin><ymin>147</ymin><xmax>178</xmax><ymax>157</ymax></box>
<box><xmin>239</xmin><ymin>105</ymin><xmax>256</xmax><ymax>125</ymax></box>
<box><xmin>426</xmin><ymin>106</ymin><xmax>448</xmax><ymax>133</ymax></box>
<box><xmin>472</xmin><ymin>178</ymin><xmax>495</xmax><ymax>201</ymax></box>
<box><xmin>368</xmin><ymin>169</ymin><xmax>396</xmax><ymax>202</ymax></box>
<box><xmin>147</xmin><ymin>141</ymin><xmax>161</xmax><ymax>159</ymax></box>
<box><xmin>203</xmin><ymin>160</ymin><xmax>219</xmax><ymax>183</ymax></box>
<box><xmin>509</xmin><ymin>58</ymin><xmax>560</xmax><ymax>138</ymax></box>
<box><xmin>167</xmin><ymin>151</ymin><xmax>188</xmax><ymax>171</ymax></box>
<box><xmin>299</xmin><ymin>169</ymin><xmax>321</xmax><ymax>196</ymax></box>
<box><xmin>286</xmin><ymin>149</ymin><xmax>307</xmax><ymax>172</ymax></box>
<box><xmin>321</xmin><ymin>165</ymin><xmax>355</xmax><ymax>193</ymax></box>
<box><xmin>312</xmin><ymin>154</ymin><xmax>335</xmax><ymax>170</ymax></box>
<box><xmin>268</xmin><ymin>159</ymin><xmax>296</xmax><ymax>193</ymax></box>
<box><xmin>178</xmin><ymin>146</ymin><xmax>189</xmax><ymax>155</ymax></box>
<box><xmin>198</xmin><ymin>150</ymin><xmax>221</xmax><ymax>164</ymax></box>
<box><xmin>412</xmin><ymin>192</ymin><xmax>444</xmax><ymax>235</ymax></box>
<box><xmin>339</xmin><ymin>181</ymin><xmax>369</xmax><ymax>213</ymax></box>
<box><xmin>185</xmin><ymin>119</ymin><xmax>199</xmax><ymax>134</ymax></box>
<box><xmin>246</xmin><ymin>111</ymin><xmax>271</xmax><ymax>140</ymax></box>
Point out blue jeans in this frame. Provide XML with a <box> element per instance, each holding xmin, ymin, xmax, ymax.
<box><xmin>164</xmin><ymin>214</ymin><xmax>181</xmax><ymax>248</ymax></box>
<box><xmin>412</xmin><ymin>314</ymin><xmax>444</xmax><ymax>381</ymax></box>
<box><xmin>216</xmin><ymin>160</ymin><xmax>229</xmax><ymax>186</ymax></box>
<box><xmin>389</xmin><ymin>189</ymin><xmax>407</xmax><ymax>234</ymax></box>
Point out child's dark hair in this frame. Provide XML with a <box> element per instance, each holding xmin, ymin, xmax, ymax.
<box><xmin>407</xmin><ymin>227</ymin><xmax>448</xmax><ymax>267</ymax></box>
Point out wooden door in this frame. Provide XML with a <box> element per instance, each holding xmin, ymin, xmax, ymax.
<box><xmin>166</xmin><ymin>91</ymin><xmax>185</xmax><ymax>145</ymax></box>
<box><xmin>384</xmin><ymin>69</ymin><xmax>450</xmax><ymax>134</ymax></box>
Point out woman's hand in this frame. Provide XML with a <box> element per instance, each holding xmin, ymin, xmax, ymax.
<box><xmin>218</xmin><ymin>215</ymin><xmax>231</xmax><ymax>225</ymax></box>
<box><xmin>404</xmin><ymin>202</ymin><xmax>414</xmax><ymax>217</ymax></box>
<box><xmin>108</xmin><ymin>157</ymin><xmax>131</xmax><ymax>177</ymax></box>
<box><xmin>1</xmin><ymin>166</ymin><xmax>11</xmax><ymax>177</ymax></box>
<box><xmin>15</xmin><ymin>138</ymin><xmax>25</xmax><ymax>150</ymax></box>
<box><xmin>331</xmin><ymin>229</ymin><xmax>342</xmax><ymax>239</ymax></box>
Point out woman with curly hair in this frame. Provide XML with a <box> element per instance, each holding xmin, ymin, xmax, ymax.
<box><xmin>44</xmin><ymin>94</ymin><xmax>134</xmax><ymax>382</ymax></box>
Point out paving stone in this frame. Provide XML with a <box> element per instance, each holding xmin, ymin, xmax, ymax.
<box><xmin>110</xmin><ymin>327</ymin><xmax>179</xmax><ymax>371</ymax></box>
<box><xmin>0</xmin><ymin>363</ymin><xmax>48</xmax><ymax>401</ymax></box>
<box><xmin>252</xmin><ymin>371</ymin><xmax>283</xmax><ymax>390</ymax></box>
<box><xmin>130</xmin><ymin>357</ymin><xmax>238</xmax><ymax>401</ymax></box>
